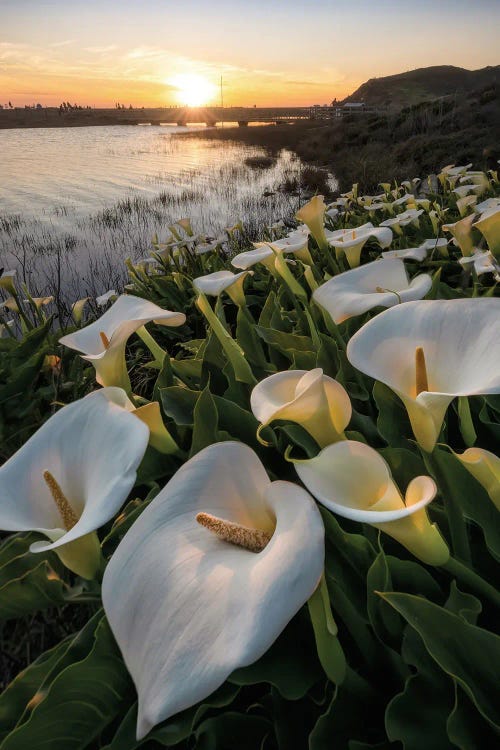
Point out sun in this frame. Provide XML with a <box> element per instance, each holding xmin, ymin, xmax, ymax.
<box><xmin>169</xmin><ymin>74</ymin><xmax>217</xmax><ymax>107</ymax></box>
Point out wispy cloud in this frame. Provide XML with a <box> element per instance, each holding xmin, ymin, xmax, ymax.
<box><xmin>50</xmin><ymin>40</ymin><xmax>76</xmax><ymax>48</ymax></box>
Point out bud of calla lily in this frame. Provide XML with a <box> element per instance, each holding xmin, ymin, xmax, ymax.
<box><xmin>0</xmin><ymin>389</ymin><xmax>149</xmax><ymax>579</ymax></box>
<box><xmin>102</xmin><ymin>441</ymin><xmax>324</xmax><ymax>739</ymax></box>
<box><xmin>250</xmin><ymin>368</ymin><xmax>351</xmax><ymax>448</ymax></box>
<box><xmin>59</xmin><ymin>295</ymin><xmax>186</xmax><ymax>392</ymax></box>
<box><xmin>454</xmin><ymin>448</ymin><xmax>500</xmax><ymax>511</ymax></box>
<box><xmin>295</xmin><ymin>440</ymin><xmax>449</xmax><ymax>565</ymax></box>
<box><xmin>313</xmin><ymin>259</ymin><xmax>432</xmax><ymax>324</ymax></box>
<box><xmin>346</xmin><ymin>299</ymin><xmax>500</xmax><ymax>453</ymax></box>
<box><xmin>296</xmin><ymin>195</ymin><xmax>329</xmax><ymax>251</ymax></box>
<box><xmin>473</xmin><ymin>207</ymin><xmax>500</xmax><ymax>258</ymax></box>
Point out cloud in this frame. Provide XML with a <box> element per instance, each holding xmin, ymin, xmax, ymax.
<box><xmin>84</xmin><ymin>45</ymin><xmax>118</xmax><ymax>54</ymax></box>
<box><xmin>50</xmin><ymin>40</ymin><xmax>76</xmax><ymax>48</ymax></box>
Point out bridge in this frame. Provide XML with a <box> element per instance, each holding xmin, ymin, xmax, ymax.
<box><xmin>0</xmin><ymin>106</ymin><xmax>314</xmax><ymax>130</ymax></box>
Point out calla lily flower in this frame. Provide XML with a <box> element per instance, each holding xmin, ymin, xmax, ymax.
<box><xmin>442</xmin><ymin>214</ymin><xmax>476</xmax><ymax>257</ymax></box>
<box><xmin>232</xmin><ymin>245</ymin><xmax>275</xmax><ymax>271</ymax></box>
<box><xmin>313</xmin><ymin>259</ymin><xmax>432</xmax><ymax>324</ymax></box>
<box><xmin>475</xmin><ymin>197</ymin><xmax>500</xmax><ymax>214</ymax></box>
<box><xmin>454</xmin><ymin>447</ymin><xmax>500</xmax><ymax>511</ymax></box>
<box><xmin>295</xmin><ymin>440</ymin><xmax>449</xmax><ymax>565</ymax></box>
<box><xmin>459</xmin><ymin>250</ymin><xmax>500</xmax><ymax>280</ymax></box>
<box><xmin>380</xmin><ymin>208</ymin><xmax>423</xmax><ymax>234</ymax></box>
<box><xmin>0</xmin><ymin>389</ymin><xmax>149</xmax><ymax>579</ymax></box>
<box><xmin>250</xmin><ymin>368</ymin><xmax>351</xmax><ymax>448</ymax></box>
<box><xmin>295</xmin><ymin>195</ymin><xmax>329</xmax><ymax>250</ymax></box>
<box><xmin>102</xmin><ymin>441</ymin><xmax>324</xmax><ymax>739</ymax></box>
<box><xmin>381</xmin><ymin>238</ymin><xmax>448</xmax><ymax>262</ymax></box>
<box><xmin>98</xmin><ymin>387</ymin><xmax>179</xmax><ymax>455</ymax></box>
<box><xmin>347</xmin><ymin>299</ymin><xmax>500</xmax><ymax>452</ymax></box>
<box><xmin>326</xmin><ymin>223</ymin><xmax>393</xmax><ymax>268</ymax></box>
<box><xmin>96</xmin><ymin>289</ymin><xmax>117</xmax><ymax>307</ymax></box>
<box><xmin>455</xmin><ymin>195</ymin><xmax>478</xmax><ymax>217</ymax></box>
<box><xmin>473</xmin><ymin>207</ymin><xmax>500</xmax><ymax>258</ymax></box>
<box><xmin>193</xmin><ymin>270</ymin><xmax>249</xmax><ymax>306</ymax></box>
<box><xmin>59</xmin><ymin>295</ymin><xmax>186</xmax><ymax>392</ymax></box>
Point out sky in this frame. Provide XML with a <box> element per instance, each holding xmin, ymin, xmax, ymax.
<box><xmin>1</xmin><ymin>0</ymin><xmax>499</xmax><ymax>108</ymax></box>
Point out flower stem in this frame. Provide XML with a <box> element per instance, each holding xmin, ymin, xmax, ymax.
<box><xmin>136</xmin><ymin>325</ymin><xmax>167</xmax><ymax>364</ymax></box>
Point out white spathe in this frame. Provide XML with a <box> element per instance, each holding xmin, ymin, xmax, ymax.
<box><xmin>232</xmin><ymin>245</ymin><xmax>275</xmax><ymax>271</ymax></box>
<box><xmin>346</xmin><ymin>299</ymin><xmax>500</xmax><ymax>452</ymax></box>
<box><xmin>313</xmin><ymin>259</ymin><xmax>432</xmax><ymax>324</ymax></box>
<box><xmin>295</xmin><ymin>440</ymin><xmax>449</xmax><ymax>565</ymax></box>
<box><xmin>59</xmin><ymin>295</ymin><xmax>186</xmax><ymax>391</ymax></box>
<box><xmin>0</xmin><ymin>389</ymin><xmax>149</xmax><ymax>578</ymax></box>
<box><xmin>250</xmin><ymin>368</ymin><xmax>351</xmax><ymax>448</ymax></box>
<box><xmin>442</xmin><ymin>214</ymin><xmax>476</xmax><ymax>257</ymax></box>
<box><xmin>193</xmin><ymin>270</ymin><xmax>248</xmax><ymax>297</ymax></box>
<box><xmin>459</xmin><ymin>250</ymin><xmax>499</xmax><ymax>280</ymax></box>
<box><xmin>381</xmin><ymin>238</ymin><xmax>448</xmax><ymax>262</ymax></box>
<box><xmin>102</xmin><ymin>441</ymin><xmax>324</xmax><ymax>739</ymax></box>
<box><xmin>325</xmin><ymin>223</ymin><xmax>393</xmax><ymax>268</ymax></box>
<box><xmin>295</xmin><ymin>195</ymin><xmax>328</xmax><ymax>250</ymax></box>
<box><xmin>473</xmin><ymin>207</ymin><xmax>500</xmax><ymax>257</ymax></box>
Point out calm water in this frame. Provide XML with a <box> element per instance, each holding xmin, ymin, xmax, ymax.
<box><xmin>0</xmin><ymin>125</ymin><xmax>332</xmax><ymax>303</ymax></box>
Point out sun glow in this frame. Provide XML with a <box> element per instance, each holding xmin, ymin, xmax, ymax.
<box><xmin>169</xmin><ymin>74</ymin><xmax>217</xmax><ymax>107</ymax></box>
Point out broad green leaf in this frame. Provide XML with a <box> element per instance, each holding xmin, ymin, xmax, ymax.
<box><xmin>373</xmin><ymin>382</ymin><xmax>414</xmax><ymax>449</ymax></box>
<box><xmin>2</xmin><ymin>618</ymin><xmax>133</xmax><ymax>750</ymax></box>
<box><xmin>230</xmin><ymin>611</ymin><xmax>323</xmax><ymax>699</ymax></box>
<box><xmin>189</xmin><ymin>386</ymin><xmax>220</xmax><ymax>457</ymax></box>
<box><xmin>447</xmin><ymin>683</ymin><xmax>499</xmax><ymax>750</ymax></box>
<box><xmin>445</xmin><ymin>581</ymin><xmax>482</xmax><ymax>625</ymax></box>
<box><xmin>381</xmin><ymin>592</ymin><xmax>500</xmax><ymax>729</ymax></box>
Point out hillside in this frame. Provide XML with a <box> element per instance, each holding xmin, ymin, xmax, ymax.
<box><xmin>343</xmin><ymin>65</ymin><xmax>500</xmax><ymax>109</ymax></box>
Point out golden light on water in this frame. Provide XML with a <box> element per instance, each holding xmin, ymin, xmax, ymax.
<box><xmin>169</xmin><ymin>74</ymin><xmax>217</xmax><ymax>107</ymax></box>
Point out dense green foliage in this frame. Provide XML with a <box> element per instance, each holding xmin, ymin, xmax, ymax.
<box><xmin>0</xmin><ymin>166</ymin><xmax>499</xmax><ymax>749</ymax></box>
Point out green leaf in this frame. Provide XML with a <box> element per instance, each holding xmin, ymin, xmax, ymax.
<box><xmin>447</xmin><ymin>683</ymin><xmax>499</xmax><ymax>750</ymax></box>
<box><xmin>445</xmin><ymin>581</ymin><xmax>482</xmax><ymax>625</ymax></box>
<box><xmin>0</xmin><ymin>534</ymin><xmax>70</xmax><ymax>622</ymax></box>
<box><xmin>307</xmin><ymin>577</ymin><xmax>346</xmax><ymax>685</ymax></box>
<box><xmin>381</xmin><ymin>592</ymin><xmax>500</xmax><ymax>729</ymax></box>
<box><xmin>373</xmin><ymin>382</ymin><xmax>413</xmax><ymax>448</ymax></box>
<box><xmin>189</xmin><ymin>386</ymin><xmax>220</xmax><ymax>457</ymax></box>
<box><xmin>229</xmin><ymin>611</ymin><xmax>323</xmax><ymax>700</ymax></box>
<box><xmin>1</xmin><ymin>618</ymin><xmax>133</xmax><ymax>750</ymax></box>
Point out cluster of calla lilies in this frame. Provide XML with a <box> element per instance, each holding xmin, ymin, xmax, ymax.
<box><xmin>0</xmin><ymin>162</ymin><xmax>499</xmax><ymax>742</ymax></box>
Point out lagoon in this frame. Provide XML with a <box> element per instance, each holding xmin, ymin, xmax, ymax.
<box><xmin>0</xmin><ymin>125</ymin><xmax>330</xmax><ymax>303</ymax></box>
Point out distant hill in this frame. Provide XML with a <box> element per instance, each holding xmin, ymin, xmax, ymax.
<box><xmin>342</xmin><ymin>65</ymin><xmax>500</xmax><ymax>109</ymax></box>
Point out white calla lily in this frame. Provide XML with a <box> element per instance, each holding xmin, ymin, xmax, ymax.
<box><xmin>97</xmin><ymin>387</ymin><xmax>178</xmax><ymax>455</ymax></box>
<box><xmin>381</xmin><ymin>238</ymin><xmax>448</xmax><ymax>262</ymax></box>
<box><xmin>0</xmin><ymin>389</ymin><xmax>149</xmax><ymax>578</ymax></box>
<box><xmin>250</xmin><ymin>368</ymin><xmax>351</xmax><ymax>447</ymax></box>
<box><xmin>96</xmin><ymin>289</ymin><xmax>117</xmax><ymax>307</ymax></box>
<box><xmin>454</xmin><ymin>447</ymin><xmax>500</xmax><ymax>510</ymax></box>
<box><xmin>102</xmin><ymin>441</ymin><xmax>324</xmax><ymax>739</ymax></box>
<box><xmin>313</xmin><ymin>259</ymin><xmax>432</xmax><ymax>324</ymax></box>
<box><xmin>459</xmin><ymin>249</ymin><xmax>499</xmax><ymax>279</ymax></box>
<box><xmin>295</xmin><ymin>440</ymin><xmax>449</xmax><ymax>565</ymax></box>
<box><xmin>232</xmin><ymin>245</ymin><xmax>275</xmax><ymax>271</ymax></box>
<box><xmin>193</xmin><ymin>270</ymin><xmax>249</xmax><ymax>306</ymax></box>
<box><xmin>473</xmin><ymin>207</ymin><xmax>500</xmax><ymax>258</ymax></box>
<box><xmin>347</xmin><ymin>299</ymin><xmax>500</xmax><ymax>452</ymax></box>
<box><xmin>475</xmin><ymin>197</ymin><xmax>500</xmax><ymax>214</ymax></box>
<box><xmin>442</xmin><ymin>214</ymin><xmax>476</xmax><ymax>257</ymax></box>
<box><xmin>326</xmin><ymin>224</ymin><xmax>393</xmax><ymax>268</ymax></box>
<box><xmin>295</xmin><ymin>195</ymin><xmax>328</xmax><ymax>250</ymax></box>
<box><xmin>59</xmin><ymin>295</ymin><xmax>186</xmax><ymax>392</ymax></box>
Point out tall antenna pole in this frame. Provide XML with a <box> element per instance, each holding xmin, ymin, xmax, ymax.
<box><xmin>220</xmin><ymin>75</ymin><xmax>224</xmax><ymax>128</ymax></box>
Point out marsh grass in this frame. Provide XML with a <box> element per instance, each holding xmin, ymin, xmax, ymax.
<box><xmin>0</xmin><ymin>147</ymin><xmax>313</xmax><ymax>311</ymax></box>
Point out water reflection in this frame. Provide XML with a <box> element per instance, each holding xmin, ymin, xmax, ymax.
<box><xmin>0</xmin><ymin>125</ymin><xmax>335</xmax><ymax>302</ymax></box>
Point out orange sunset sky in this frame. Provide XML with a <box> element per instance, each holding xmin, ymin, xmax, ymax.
<box><xmin>1</xmin><ymin>0</ymin><xmax>499</xmax><ymax>108</ymax></box>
